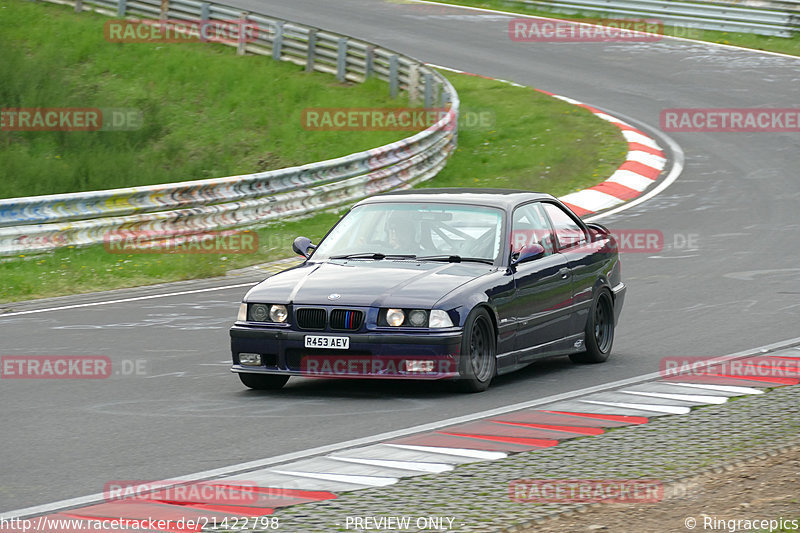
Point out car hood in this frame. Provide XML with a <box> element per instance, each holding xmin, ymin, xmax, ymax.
<box><xmin>245</xmin><ymin>259</ymin><xmax>495</xmax><ymax>308</ymax></box>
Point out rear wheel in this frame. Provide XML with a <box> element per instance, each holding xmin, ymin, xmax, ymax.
<box><xmin>457</xmin><ymin>308</ymin><xmax>497</xmax><ymax>393</ymax></box>
<box><xmin>570</xmin><ymin>289</ymin><xmax>614</xmax><ymax>364</ymax></box>
<box><xmin>238</xmin><ymin>373</ymin><xmax>289</xmax><ymax>390</ymax></box>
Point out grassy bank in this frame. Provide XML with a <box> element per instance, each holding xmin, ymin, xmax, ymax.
<box><xmin>422</xmin><ymin>73</ymin><xmax>624</xmax><ymax>195</ymax></box>
<box><xmin>0</xmin><ymin>1</ymin><xmax>627</xmax><ymax>304</ymax></box>
<box><xmin>421</xmin><ymin>0</ymin><xmax>800</xmax><ymax>56</ymax></box>
<box><xmin>0</xmin><ymin>0</ymin><xmax>410</xmax><ymax>199</ymax></box>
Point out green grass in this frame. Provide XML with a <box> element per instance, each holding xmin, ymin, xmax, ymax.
<box><xmin>0</xmin><ymin>0</ymin><xmax>411</xmax><ymax>198</ymax></box>
<box><xmin>421</xmin><ymin>0</ymin><xmax>800</xmax><ymax>56</ymax></box>
<box><xmin>0</xmin><ymin>0</ymin><xmax>627</xmax><ymax>304</ymax></box>
<box><xmin>422</xmin><ymin>72</ymin><xmax>624</xmax><ymax>195</ymax></box>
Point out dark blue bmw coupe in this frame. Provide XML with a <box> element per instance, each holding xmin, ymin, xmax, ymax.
<box><xmin>230</xmin><ymin>189</ymin><xmax>625</xmax><ymax>392</ymax></box>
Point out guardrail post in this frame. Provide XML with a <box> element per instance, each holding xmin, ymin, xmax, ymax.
<box><xmin>365</xmin><ymin>46</ymin><xmax>374</xmax><ymax>79</ymax></box>
<box><xmin>306</xmin><ymin>29</ymin><xmax>318</xmax><ymax>72</ymax></box>
<box><xmin>389</xmin><ymin>54</ymin><xmax>399</xmax><ymax>99</ymax></box>
<box><xmin>272</xmin><ymin>21</ymin><xmax>284</xmax><ymax>60</ymax></box>
<box><xmin>117</xmin><ymin>0</ymin><xmax>126</xmax><ymax>17</ymax></box>
<box><xmin>199</xmin><ymin>3</ymin><xmax>210</xmax><ymax>42</ymax></box>
<box><xmin>74</xmin><ymin>0</ymin><xmax>82</xmax><ymax>12</ymax></box>
<box><xmin>160</xmin><ymin>0</ymin><xmax>168</xmax><ymax>20</ymax></box>
<box><xmin>423</xmin><ymin>72</ymin><xmax>433</xmax><ymax>109</ymax></box>
<box><xmin>237</xmin><ymin>11</ymin><xmax>248</xmax><ymax>55</ymax></box>
<box><xmin>408</xmin><ymin>64</ymin><xmax>420</xmax><ymax>103</ymax></box>
<box><xmin>336</xmin><ymin>38</ymin><xmax>347</xmax><ymax>82</ymax></box>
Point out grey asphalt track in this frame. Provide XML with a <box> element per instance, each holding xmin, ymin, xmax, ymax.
<box><xmin>2</xmin><ymin>0</ymin><xmax>799</xmax><ymax>513</ymax></box>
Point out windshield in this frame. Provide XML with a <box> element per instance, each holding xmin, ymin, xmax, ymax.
<box><xmin>311</xmin><ymin>202</ymin><xmax>504</xmax><ymax>262</ymax></box>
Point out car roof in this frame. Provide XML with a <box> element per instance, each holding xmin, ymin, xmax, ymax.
<box><xmin>355</xmin><ymin>188</ymin><xmax>556</xmax><ymax>211</ymax></box>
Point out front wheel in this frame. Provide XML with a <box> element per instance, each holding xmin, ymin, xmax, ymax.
<box><xmin>457</xmin><ymin>308</ymin><xmax>497</xmax><ymax>393</ymax></box>
<box><xmin>570</xmin><ymin>289</ymin><xmax>614</xmax><ymax>364</ymax></box>
<box><xmin>238</xmin><ymin>373</ymin><xmax>289</xmax><ymax>390</ymax></box>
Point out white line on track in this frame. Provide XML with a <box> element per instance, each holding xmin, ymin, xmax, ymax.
<box><xmin>0</xmin><ymin>282</ymin><xmax>257</xmax><ymax>317</ymax></box>
<box><xmin>4</xmin><ymin>335</ymin><xmax>799</xmax><ymax>520</ymax></box>
<box><xmin>578</xmin><ymin>399</ymin><xmax>691</xmax><ymax>414</ymax></box>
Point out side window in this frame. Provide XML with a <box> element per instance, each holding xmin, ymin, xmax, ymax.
<box><xmin>511</xmin><ymin>203</ymin><xmax>555</xmax><ymax>256</ymax></box>
<box><xmin>542</xmin><ymin>203</ymin><xmax>587</xmax><ymax>250</ymax></box>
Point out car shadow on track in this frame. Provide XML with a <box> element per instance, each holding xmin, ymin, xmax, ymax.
<box><xmin>233</xmin><ymin>354</ymin><xmax>612</xmax><ymax>399</ymax></box>
<box><xmin>237</xmin><ymin>375</ymin><xmax>461</xmax><ymax>399</ymax></box>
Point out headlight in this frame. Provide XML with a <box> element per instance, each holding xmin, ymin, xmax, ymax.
<box><xmin>269</xmin><ymin>304</ymin><xmax>288</xmax><ymax>323</ymax></box>
<box><xmin>247</xmin><ymin>303</ymin><xmax>289</xmax><ymax>323</ymax></box>
<box><xmin>382</xmin><ymin>309</ymin><xmax>450</xmax><ymax>327</ymax></box>
<box><xmin>386</xmin><ymin>308</ymin><xmax>405</xmax><ymax>327</ymax></box>
<box><xmin>237</xmin><ymin>303</ymin><xmax>247</xmax><ymax>321</ymax></box>
<box><xmin>408</xmin><ymin>309</ymin><xmax>428</xmax><ymax>327</ymax></box>
<box><xmin>429</xmin><ymin>309</ymin><xmax>453</xmax><ymax>328</ymax></box>
<box><xmin>249</xmin><ymin>303</ymin><xmax>270</xmax><ymax>322</ymax></box>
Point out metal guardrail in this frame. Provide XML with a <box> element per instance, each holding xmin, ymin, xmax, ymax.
<box><xmin>0</xmin><ymin>0</ymin><xmax>459</xmax><ymax>254</ymax></box>
<box><xmin>510</xmin><ymin>0</ymin><xmax>800</xmax><ymax>35</ymax></box>
<box><xmin>699</xmin><ymin>0</ymin><xmax>800</xmax><ymax>12</ymax></box>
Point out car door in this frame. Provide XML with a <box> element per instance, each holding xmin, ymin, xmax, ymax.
<box><xmin>541</xmin><ymin>202</ymin><xmax>599</xmax><ymax>339</ymax></box>
<box><xmin>510</xmin><ymin>202</ymin><xmax>573</xmax><ymax>360</ymax></box>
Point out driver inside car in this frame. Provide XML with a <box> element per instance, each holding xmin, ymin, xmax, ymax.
<box><xmin>385</xmin><ymin>211</ymin><xmax>421</xmax><ymax>254</ymax></box>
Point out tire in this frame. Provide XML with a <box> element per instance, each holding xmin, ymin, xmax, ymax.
<box><xmin>238</xmin><ymin>373</ymin><xmax>289</xmax><ymax>390</ymax></box>
<box><xmin>570</xmin><ymin>288</ymin><xmax>614</xmax><ymax>364</ymax></box>
<box><xmin>457</xmin><ymin>308</ymin><xmax>497</xmax><ymax>393</ymax></box>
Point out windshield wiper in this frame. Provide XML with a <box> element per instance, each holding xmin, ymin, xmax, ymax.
<box><xmin>417</xmin><ymin>255</ymin><xmax>494</xmax><ymax>265</ymax></box>
<box><xmin>330</xmin><ymin>253</ymin><xmax>417</xmax><ymax>260</ymax></box>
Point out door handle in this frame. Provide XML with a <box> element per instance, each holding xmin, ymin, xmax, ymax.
<box><xmin>558</xmin><ymin>268</ymin><xmax>570</xmax><ymax>279</ymax></box>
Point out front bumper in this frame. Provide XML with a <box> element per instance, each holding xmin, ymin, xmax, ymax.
<box><xmin>230</xmin><ymin>325</ymin><xmax>463</xmax><ymax>380</ymax></box>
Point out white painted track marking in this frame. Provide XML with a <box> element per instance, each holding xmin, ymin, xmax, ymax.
<box><xmin>0</xmin><ymin>282</ymin><xmax>257</xmax><ymax>317</ymax></box>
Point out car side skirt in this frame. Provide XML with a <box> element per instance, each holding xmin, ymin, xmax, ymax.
<box><xmin>495</xmin><ymin>333</ymin><xmax>585</xmax><ymax>375</ymax></box>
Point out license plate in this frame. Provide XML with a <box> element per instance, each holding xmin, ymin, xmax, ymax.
<box><xmin>304</xmin><ymin>335</ymin><xmax>350</xmax><ymax>350</ymax></box>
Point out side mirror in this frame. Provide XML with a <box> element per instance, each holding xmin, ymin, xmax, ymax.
<box><xmin>510</xmin><ymin>243</ymin><xmax>545</xmax><ymax>266</ymax></box>
<box><xmin>292</xmin><ymin>236</ymin><xmax>316</xmax><ymax>258</ymax></box>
